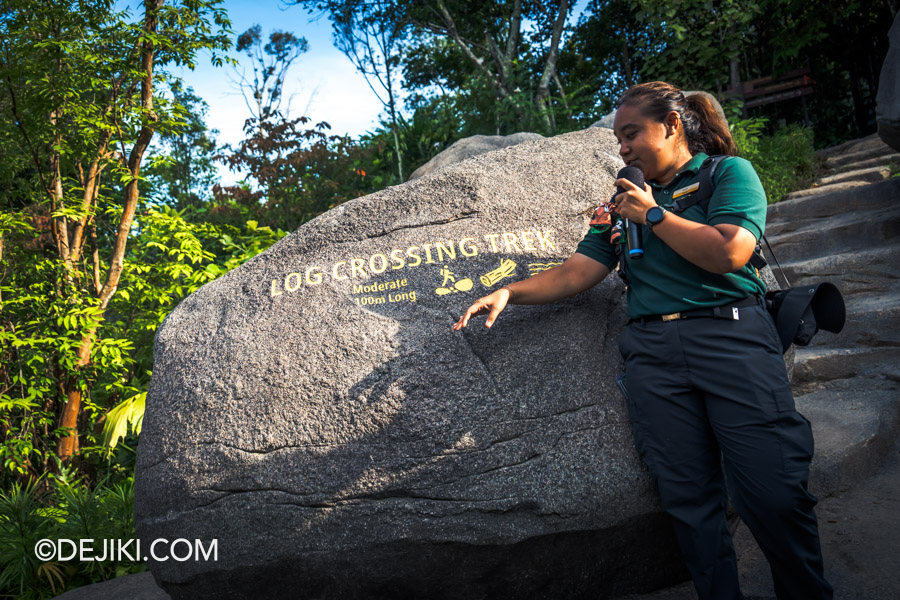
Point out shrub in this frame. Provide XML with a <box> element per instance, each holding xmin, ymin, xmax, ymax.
<box><xmin>0</xmin><ymin>475</ymin><xmax>142</xmax><ymax>599</ymax></box>
<box><xmin>731</xmin><ymin>118</ymin><xmax>815</xmax><ymax>203</ymax></box>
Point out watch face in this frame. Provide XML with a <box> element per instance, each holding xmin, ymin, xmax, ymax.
<box><xmin>647</xmin><ymin>206</ymin><xmax>664</xmax><ymax>225</ymax></box>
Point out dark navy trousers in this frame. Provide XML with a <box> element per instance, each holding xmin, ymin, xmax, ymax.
<box><xmin>618</xmin><ymin>302</ymin><xmax>834</xmax><ymax>600</ymax></box>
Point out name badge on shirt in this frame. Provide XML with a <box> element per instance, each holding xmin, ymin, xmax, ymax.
<box><xmin>672</xmin><ymin>182</ymin><xmax>699</xmax><ymax>199</ymax></box>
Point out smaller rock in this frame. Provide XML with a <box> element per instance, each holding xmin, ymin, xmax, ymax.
<box><xmin>52</xmin><ymin>572</ymin><xmax>169</xmax><ymax>600</ymax></box>
<box><xmin>682</xmin><ymin>90</ymin><xmax>728</xmax><ymax>124</ymax></box>
<box><xmin>591</xmin><ymin>111</ymin><xmax>616</xmax><ymax>129</ymax></box>
<box><xmin>408</xmin><ymin>132</ymin><xmax>544</xmax><ymax>179</ymax></box>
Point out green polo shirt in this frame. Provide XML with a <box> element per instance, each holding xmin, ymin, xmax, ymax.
<box><xmin>576</xmin><ymin>153</ymin><xmax>767</xmax><ymax>319</ymax></box>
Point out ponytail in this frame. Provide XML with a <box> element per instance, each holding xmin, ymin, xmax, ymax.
<box><xmin>683</xmin><ymin>93</ymin><xmax>737</xmax><ymax>156</ymax></box>
<box><xmin>617</xmin><ymin>82</ymin><xmax>737</xmax><ymax>157</ymax></box>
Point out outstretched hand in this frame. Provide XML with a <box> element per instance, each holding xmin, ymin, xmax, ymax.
<box><xmin>452</xmin><ymin>287</ymin><xmax>511</xmax><ymax>330</ymax></box>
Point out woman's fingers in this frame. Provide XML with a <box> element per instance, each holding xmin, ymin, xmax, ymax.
<box><xmin>613</xmin><ymin>179</ymin><xmax>655</xmax><ymax>222</ymax></box>
<box><xmin>452</xmin><ymin>300</ymin><xmax>486</xmax><ymax>330</ymax></box>
<box><xmin>452</xmin><ymin>290</ymin><xmax>509</xmax><ymax>330</ymax></box>
<box><xmin>485</xmin><ymin>302</ymin><xmax>504</xmax><ymax>328</ymax></box>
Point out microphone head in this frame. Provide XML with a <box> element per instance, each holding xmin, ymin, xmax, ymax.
<box><xmin>616</xmin><ymin>165</ymin><xmax>645</xmax><ymax>188</ymax></box>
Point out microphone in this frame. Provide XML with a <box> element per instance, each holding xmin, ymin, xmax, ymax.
<box><xmin>616</xmin><ymin>166</ymin><xmax>645</xmax><ymax>259</ymax></box>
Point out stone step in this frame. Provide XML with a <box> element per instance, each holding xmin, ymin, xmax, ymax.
<box><xmin>784</xmin><ymin>180</ymin><xmax>871</xmax><ymax>201</ymax></box>
<box><xmin>815</xmin><ymin>165</ymin><xmax>891</xmax><ymax>187</ymax></box>
<box><xmin>808</xmin><ymin>292</ymin><xmax>900</xmax><ymax>349</ymax></box>
<box><xmin>792</xmin><ymin>346</ymin><xmax>900</xmax><ymax>392</ymax></box>
<box><xmin>824</xmin><ymin>152</ymin><xmax>900</xmax><ymax>176</ymax></box>
<box><xmin>732</xmin><ymin>433</ymin><xmax>900</xmax><ymax>600</ymax></box>
<box><xmin>765</xmin><ymin>203</ymin><xmax>900</xmax><ymax>263</ymax></box>
<box><xmin>769</xmin><ymin>178</ymin><xmax>899</xmax><ymax>223</ymax></box>
<box><xmin>797</xmin><ymin>383</ymin><xmax>900</xmax><ymax>498</ymax></box>
<box><xmin>814</xmin><ymin>133</ymin><xmax>881</xmax><ymax>160</ymax></box>
<box><xmin>770</xmin><ymin>246</ymin><xmax>900</xmax><ymax>298</ymax></box>
<box><xmin>823</xmin><ymin>140</ymin><xmax>896</xmax><ymax>169</ymax></box>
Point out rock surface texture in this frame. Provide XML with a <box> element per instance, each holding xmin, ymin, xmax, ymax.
<box><xmin>407</xmin><ymin>132</ymin><xmax>544</xmax><ymax>180</ymax></box>
<box><xmin>136</xmin><ymin>127</ymin><xmax>696</xmax><ymax>600</ymax></box>
<box><xmin>877</xmin><ymin>13</ymin><xmax>900</xmax><ymax>151</ymax></box>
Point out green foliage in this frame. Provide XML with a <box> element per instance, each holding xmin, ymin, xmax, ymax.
<box><xmin>731</xmin><ymin>117</ymin><xmax>815</xmax><ymax>203</ymax></box>
<box><xmin>99</xmin><ymin>394</ymin><xmax>145</xmax><ymax>455</ymax></box>
<box><xmin>633</xmin><ymin>0</ymin><xmax>763</xmax><ymax>91</ymax></box>
<box><xmin>0</xmin><ymin>198</ymin><xmax>285</xmax><ymax>489</ymax></box>
<box><xmin>143</xmin><ymin>83</ymin><xmax>221</xmax><ymax>210</ymax></box>
<box><xmin>0</xmin><ymin>476</ymin><xmax>141</xmax><ymax>599</ymax></box>
<box><xmin>0</xmin><ymin>0</ymin><xmax>236</xmax><ymax>476</ymax></box>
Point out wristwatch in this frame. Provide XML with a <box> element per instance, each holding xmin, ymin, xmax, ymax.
<box><xmin>645</xmin><ymin>205</ymin><xmax>667</xmax><ymax>230</ymax></box>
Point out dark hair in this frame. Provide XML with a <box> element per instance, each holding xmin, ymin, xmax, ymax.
<box><xmin>617</xmin><ymin>81</ymin><xmax>737</xmax><ymax>157</ymax></box>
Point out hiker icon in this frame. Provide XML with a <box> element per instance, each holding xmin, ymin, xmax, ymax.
<box><xmin>435</xmin><ymin>265</ymin><xmax>474</xmax><ymax>295</ymax></box>
<box><xmin>480</xmin><ymin>258</ymin><xmax>517</xmax><ymax>287</ymax></box>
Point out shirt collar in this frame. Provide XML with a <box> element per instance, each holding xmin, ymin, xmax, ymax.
<box><xmin>647</xmin><ymin>153</ymin><xmax>708</xmax><ymax>189</ymax></box>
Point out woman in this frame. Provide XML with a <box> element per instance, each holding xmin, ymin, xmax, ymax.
<box><xmin>452</xmin><ymin>82</ymin><xmax>833</xmax><ymax>600</ymax></box>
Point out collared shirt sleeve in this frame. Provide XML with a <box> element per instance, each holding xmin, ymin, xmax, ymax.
<box><xmin>574</xmin><ymin>227</ymin><xmax>619</xmax><ymax>270</ymax></box>
<box><xmin>706</xmin><ymin>156</ymin><xmax>767</xmax><ymax>241</ymax></box>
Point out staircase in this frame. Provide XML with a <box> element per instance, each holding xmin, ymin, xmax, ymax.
<box><xmin>763</xmin><ymin>135</ymin><xmax>900</xmax><ymax>499</ymax></box>
<box><xmin>722</xmin><ymin>134</ymin><xmax>900</xmax><ymax>600</ymax></box>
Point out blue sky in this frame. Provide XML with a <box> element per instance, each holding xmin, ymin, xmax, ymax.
<box><xmin>170</xmin><ymin>1</ymin><xmax>386</xmax><ymax>142</ymax></box>
<box><xmin>137</xmin><ymin>0</ymin><xmax>588</xmax><ymax>183</ymax></box>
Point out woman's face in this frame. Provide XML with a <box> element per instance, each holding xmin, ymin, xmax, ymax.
<box><xmin>613</xmin><ymin>102</ymin><xmax>687</xmax><ymax>184</ymax></box>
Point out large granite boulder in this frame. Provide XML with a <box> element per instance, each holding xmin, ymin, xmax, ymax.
<box><xmin>877</xmin><ymin>13</ymin><xmax>900</xmax><ymax>151</ymax></box>
<box><xmin>408</xmin><ymin>132</ymin><xmax>544</xmax><ymax>180</ymax></box>
<box><xmin>135</xmin><ymin>127</ymin><xmax>696</xmax><ymax>599</ymax></box>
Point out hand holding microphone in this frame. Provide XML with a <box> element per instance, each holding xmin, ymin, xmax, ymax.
<box><xmin>614</xmin><ymin>166</ymin><xmax>647</xmax><ymax>259</ymax></box>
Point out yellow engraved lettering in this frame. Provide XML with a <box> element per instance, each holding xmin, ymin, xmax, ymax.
<box><xmin>306</xmin><ymin>266</ymin><xmax>323</xmax><ymax>285</ymax></box>
<box><xmin>388</xmin><ymin>290</ymin><xmax>418</xmax><ymax>303</ymax></box>
<box><xmin>459</xmin><ymin>237</ymin><xmax>478</xmax><ymax>257</ymax></box>
<box><xmin>332</xmin><ymin>261</ymin><xmax>348</xmax><ymax>280</ymax></box>
<box><xmin>270</xmin><ymin>279</ymin><xmax>283</xmax><ymax>297</ymax></box>
<box><xmin>520</xmin><ymin>231</ymin><xmax>537</xmax><ymax>251</ymax></box>
<box><xmin>536</xmin><ymin>230</ymin><xmax>557</xmax><ymax>251</ymax></box>
<box><xmin>369</xmin><ymin>253</ymin><xmax>388</xmax><ymax>274</ymax></box>
<box><xmin>352</xmin><ymin>284</ymin><xmax>364</xmax><ymax>293</ymax></box>
<box><xmin>390</xmin><ymin>248</ymin><xmax>406</xmax><ymax>270</ymax></box>
<box><xmin>284</xmin><ymin>272</ymin><xmax>302</xmax><ymax>292</ymax></box>
<box><xmin>406</xmin><ymin>246</ymin><xmax>422</xmax><ymax>267</ymax></box>
<box><xmin>502</xmin><ymin>232</ymin><xmax>521</xmax><ymax>253</ymax></box>
<box><xmin>435</xmin><ymin>240</ymin><xmax>456</xmax><ymax>262</ymax></box>
<box><xmin>422</xmin><ymin>243</ymin><xmax>435</xmax><ymax>264</ymax></box>
<box><xmin>350</xmin><ymin>258</ymin><xmax>367</xmax><ymax>278</ymax></box>
<box><xmin>484</xmin><ymin>233</ymin><xmax>501</xmax><ymax>252</ymax></box>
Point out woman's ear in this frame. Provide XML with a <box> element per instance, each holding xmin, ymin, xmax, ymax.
<box><xmin>665</xmin><ymin>111</ymin><xmax>680</xmax><ymax>137</ymax></box>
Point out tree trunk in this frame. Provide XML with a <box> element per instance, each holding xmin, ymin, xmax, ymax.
<box><xmin>536</xmin><ymin>0</ymin><xmax>569</xmax><ymax>134</ymax></box>
<box><xmin>621</xmin><ymin>30</ymin><xmax>633</xmax><ymax>89</ymax></box>
<box><xmin>56</xmin><ymin>0</ymin><xmax>163</xmax><ymax>461</ymax></box>
<box><xmin>383</xmin><ymin>38</ymin><xmax>404</xmax><ymax>183</ymax></box>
